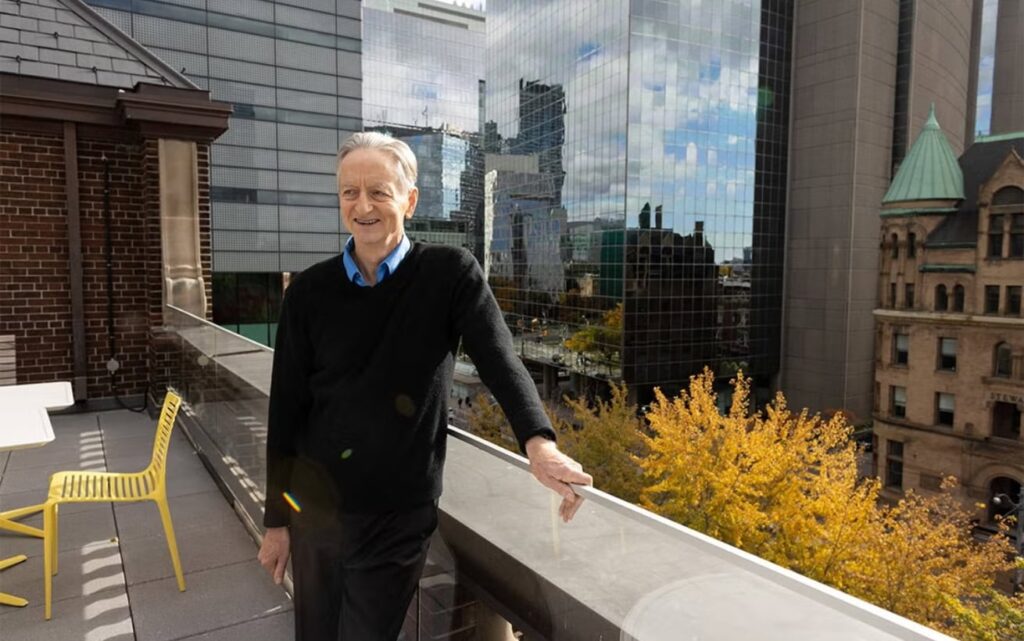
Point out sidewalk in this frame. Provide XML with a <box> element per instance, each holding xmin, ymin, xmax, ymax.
<box><xmin>0</xmin><ymin>408</ymin><xmax>293</xmax><ymax>640</ymax></box>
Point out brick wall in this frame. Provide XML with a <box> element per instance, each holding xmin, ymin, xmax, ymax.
<box><xmin>1</xmin><ymin>125</ymin><xmax>213</xmax><ymax>402</ymax></box>
<box><xmin>0</xmin><ymin>129</ymin><xmax>72</xmax><ymax>385</ymax></box>
<box><xmin>77</xmin><ymin>135</ymin><xmax>149</xmax><ymax>398</ymax></box>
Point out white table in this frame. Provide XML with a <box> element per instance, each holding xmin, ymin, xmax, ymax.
<box><xmin>0</xmin><ymin>390</ymin><xmax>63</xmax><ymax>608</ymax></box>
<box><xmin>0</xmin><ymin>381</ymin><xmax>74</xmax><ymax>411</ymax></box>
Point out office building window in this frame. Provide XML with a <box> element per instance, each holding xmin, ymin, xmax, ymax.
<box><xmin>936</xmin><ymin>392</ymin><xmax>955</xmax><ymax>427</ymax></box>
<box><xmin>953</xmin><ymin>284</ymin><xmax>965</xmax><ymax>312</ymax></box>
<box><xmin>893</xmin><ymin>332</ymin><xmax>909</xmax><ymax>365</ymax></box>
<box><xmin>891</xmin><ymin>233</ymin><xmax>899</xmax><ymax>259</ymax></box>
<box><xmin>992</xmin><ymin>402</ymin><xmax>1021</xmax><ymax>440</ymax></box>
<box><xmin>995</xmin><ymin>342</ymin><xmax>1013</xmax><ymax>378</ymax></box>
<box><xmin>937</xmin><ymin>337</ymin><xmax>957</xmax><ymax>371</ymax></box>
<box><xmin>891</xmin><ymin>385</ymin><xmax>907</xmax><ymax>418</ymax></box>
<box><xmin>1008</xmin><ymin>286</ymin><xmax>1022</xmax><ymax>315</ymax></box>
<box><xmin>890</xmin><ymin>283</ymin><xmax>897</xmax><ymax>309</ymax></box>
<box><xmin>885</xmin><ymin>440</ymin><xmax>904</xmax><ymax>490</ymax></box>
<box><xmin>935</xmin><ymin>284</ymin><xmax>948</xmax><ymax>311</ymax></box>
<box><xmin>989</xmin><ymin>214</ymin><xmax>1005</xmax><ymax>258</ymax></box>
<box><xmin>985</xmin><ymin>285</ymin><xmax>1000</xmax><ymax>314</ymax></box>
<box><xmin>907</xmin><ymin>232</ymin><xmax>916</xmax><ymax>257</ymax></box>
<box><xmin>905</xmin><ymin>283</ymin><xmax>915</xmax><ymax>309</ymax></box>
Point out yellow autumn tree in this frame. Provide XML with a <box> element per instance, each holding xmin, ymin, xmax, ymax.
<box><xmin>465</xmin><ymin>392</ymin><xmax>516</xmax><ymax>453</ymax></box>
<box><xmin>550</xmin><ymin>383</ymin><xmax>647</xmax><ymax>503</ymax></box>
<box><xmin>564</xmin><ymin>303</ymin><xmax>623</xmax><ymax>359</ymax></box>
<box><xmin>637</xmin><ymin>368</ymin><xmax>1024</xmax><ymax>641</ymax></box>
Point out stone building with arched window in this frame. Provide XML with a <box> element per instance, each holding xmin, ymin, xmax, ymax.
<box><xmin>873</xmin><ymin>105</ymin><xmax>1024</xmax><ymax>526</ymax></box>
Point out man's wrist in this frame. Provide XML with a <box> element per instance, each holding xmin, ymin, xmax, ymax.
<box><xmin>525</xmin><ymin>434</ymin><xmax>556</xmax><ymax>457</ymax></box>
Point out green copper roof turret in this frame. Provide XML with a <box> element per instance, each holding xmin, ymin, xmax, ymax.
<box><xmin>883</xmin><ymin>105</ymin><xmax>964</xmax><ymax>204</ymax></box>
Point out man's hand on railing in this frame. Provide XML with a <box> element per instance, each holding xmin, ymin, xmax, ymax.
<box><xmin>525</xmin><ymin>436</ymin><xmax>593</xmax><ymax>523</ymax></box>
<box><xmin>258</xmin><ymin>526</ymin><xmax>290</xmax><ymax>585</ymax></box>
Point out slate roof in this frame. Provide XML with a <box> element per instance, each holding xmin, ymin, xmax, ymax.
<box><xmin>927</xmin><ymin>132</ymin><xmax>1024</xmax><ymax>246</ymax></box>
<box><xmin>0</xmin><ymin>0</ymin><xmax>193</xmax><ymax>89</ymax></box>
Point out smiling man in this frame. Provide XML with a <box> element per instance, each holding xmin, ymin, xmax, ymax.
<box><xmin>257</xmin><ymin>132</ymin><xmax>592</xmax><ymax>641</ymax></box>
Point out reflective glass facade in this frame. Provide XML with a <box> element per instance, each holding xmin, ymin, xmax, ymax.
<box><xmin>362</xmin><ymin>3</ymin><xmax>483</xmax><ymax>133</ymax></box>
<box><xmin>486</xmin><ymin>0</ymin><xmax>793</xmax><ymax>402</ymax></box>
<box><xmin>361</xmin><ymin>1</ymin><xmax>485</xmax><ymax>240</ymax></box>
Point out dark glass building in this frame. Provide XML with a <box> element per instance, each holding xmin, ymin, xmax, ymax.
<box><xmin>485</xmin><ymin>0</ymin><xmax>793</xmax><ymax>404</ymax></box>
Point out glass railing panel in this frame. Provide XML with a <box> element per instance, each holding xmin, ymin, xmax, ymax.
<box><xmin>160</xmin><ymin>304</ymin><xmax>955</xmax><ymax>641</ymax></box>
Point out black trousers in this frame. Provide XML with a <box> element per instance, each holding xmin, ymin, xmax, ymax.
<box><xmin>290</xmin><ymin>502</ymin><xmax>438</xmax><ymax>641</ymax></box>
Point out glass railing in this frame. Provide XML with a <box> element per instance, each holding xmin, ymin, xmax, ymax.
<box><xmin>161</xmin><ymin>304</ymin><xmax>954</xmax><ymax>641</ymax></box>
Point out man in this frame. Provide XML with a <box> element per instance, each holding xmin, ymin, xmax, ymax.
<box><xmin>258</xmin><ymin>132</ymin><xmax>592</xmax><ymax>641</ymax></box>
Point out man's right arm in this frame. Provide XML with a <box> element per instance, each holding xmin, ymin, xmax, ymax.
<box><xmin>264</xmin><ymin>285</ymin><xmax>313</xmax><ymax>528</ymax></box>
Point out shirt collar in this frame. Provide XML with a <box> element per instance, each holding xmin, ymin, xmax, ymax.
<box><xmin>342</xmin><ymin>235</ymin><xmax>411</xmax><ymax>287</ymax></box>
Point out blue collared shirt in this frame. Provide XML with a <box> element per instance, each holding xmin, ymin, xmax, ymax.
<box><xmin>342</xmin><ymin>235</ymin><xmax>411</xmax><ymax>287</ymax></box>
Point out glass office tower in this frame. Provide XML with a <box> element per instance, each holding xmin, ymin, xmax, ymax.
<box><xmin>486</xmin><ymin>0</ymin><xmax>793</xmax><ymax>403</ymax></box>
<box><xmin>361</xmin><ymin>0</ymin><xmax>485</xmax><ymax>245</ymax></box>
<box><xmin>86</xmin><ymin>0</ymin><xmax>362</xmax><ymax>345</ymax></box>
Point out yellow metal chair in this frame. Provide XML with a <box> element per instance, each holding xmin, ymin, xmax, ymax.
<box><xmin>42</xmin><ymin>391</ymin><xmax>186</xmax><ymax>620</ymax></box>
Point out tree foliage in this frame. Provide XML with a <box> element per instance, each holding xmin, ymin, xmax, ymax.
<box><xmin>465</xmin><ymin>392</ymin><xmax>517</xmax><ymax>453</ymax></box>
<box><xmin>584</xmin><ymin>368</ymin><xmax>1024</xmax><ymax>640</ymax></box>
<box><xmin>549</xmin><ymin>382</ymin><xmax>647</xmax><ymax>503</ymax></box>
<box><xmin>564</xmin><ymin>303</ymin><xmax>623</xmax><ymax>357</ymax></box>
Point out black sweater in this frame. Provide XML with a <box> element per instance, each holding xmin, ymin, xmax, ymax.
<box><xmin>263</xmin><ymin>242</ymin><xmax>555</xmax><ymax>526</ymax></box>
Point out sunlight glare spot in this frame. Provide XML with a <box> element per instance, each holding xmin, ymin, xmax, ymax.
<box><xmin>83</xmin><ymin>593</ymin><xmax>129</xmax><ymax>621</ymax></box>
<box><xmin>82</xmin><ymin>572</ymin><xmax>125</xmax><ymax>596</ymax></box>
<box><xmin>85</xmin><ymin>619</ymin><xmax>134</xmax><ymax>641</ymax></box>
<box><xmin>82</xmin><ymin>553</ymin><xmax>121</xmax><ymax>575</ymax></box>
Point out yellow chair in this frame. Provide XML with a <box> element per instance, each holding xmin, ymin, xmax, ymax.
<box><xmin>42</xmin><ymin>391</ymin><xmax>186</xmax><ymax>620</ymax></box>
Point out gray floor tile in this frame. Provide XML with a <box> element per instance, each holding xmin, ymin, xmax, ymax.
<box><xmin>120</xmin><ymin>518</ymin><xmax>256</xmax><ymax>586</ymax></box>
<box><xmin>0</xmin><ymin>504</ymin><xmax>117</xmax><ymax>558</ymax></box>
<box><xmin>0</xmin><ymin>462</ymin><xmax>106</xmax><ymax>496</ymax></box>
<box><xmin>177</xmin><ymin>611</ymin><xmax>294</xmax><ymax>641</ymax></box>
<box><xmin>0</xmin><ymin>490</ymin><xmax>101</xmax><ymax>517</ymax></box>
<box><xmin>0</xmin><ymin>584</ymin><xmax>134</xmax><ymax>640</ymax></box>
<box><xmin>0</xmin><ymin>540</ymin><xmax>125</xmax><ymax>607</ymax></box>
<box><xmin>113</xmin><ymin>491</ymin><xmax>237</xmax><ymax>543</ymax></box>
<box><xmin>5</xmin><ymin>445</ymin><xmax>106</xmax><ymax>472</ymax></box>
<box><xmin>129</xmin><ymin>561</ymin><xmax>292</xmax><ymax>641</ymax></box>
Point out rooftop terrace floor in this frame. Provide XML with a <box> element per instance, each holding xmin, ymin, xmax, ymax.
<box><xmin>0</xmin><ymin>409</ymin><xmax>294</xmax><ymax>641</ymax></box>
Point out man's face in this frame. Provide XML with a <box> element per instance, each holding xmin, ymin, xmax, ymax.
<box><xmin>338</xmin><ymin>148</ymin><xmax>417</xmax><ymax>251</ymax></box>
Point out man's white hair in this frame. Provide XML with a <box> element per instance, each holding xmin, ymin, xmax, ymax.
<box><xmin>337</xmin><ymin>131</ymin><xmax>418</xmax><ymax>191</ymax></box>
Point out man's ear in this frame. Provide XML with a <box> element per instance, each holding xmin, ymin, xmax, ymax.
<box><xmin>405</xmin><ymin>186</ymin><xmax>419</xmax><ymax>219</ymax></box>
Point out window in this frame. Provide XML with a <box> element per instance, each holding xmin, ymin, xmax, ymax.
<box><xmin>1009</xmin><ymin>286</ymin><xmax>1022</xmax><ymax>316</ymax></box>
<box><xmin>871</xmin><ymin>433</ymin><xmax>879</xmax><ymax>478</ymax></box>
<box><xmin>886</xmin><ymin>440</ymin><xmax>904</xmax><ymax>489</ymax></box>
<box><xmin>988</xmin><ymin>477</ymin><xmax>1022</xmax><ymax>524</ymax></box>
<box><xmin>953</xmin><ymin>284</ymin><xmax>965</xmax><ymax>312</ymax></box>
<box><xmin>893</xmin><ymin>332</ymin><xmax>909</xmax><ymax>365</ymax></box>
<box><xmin>891</xmin><ymin>233</ymin><xmax>899</xmax><ymax>259</ymax></box>
<box><xmin>936</xmin><ymin>392</ymin><xmax>955</xmax><ymax>427</ymax></box>
<box><xmin>905</xmin><ymin>283</ymin><xmax>915</xmax><ymax>308</ymax></box>
<box><xmin>890</xmin><ymin>283</ymin><xmax>897</xmax><ymax>308</ymax></box>
<box><xmin>989</xmin><ymin>214</ymin><xmax>1005</xmax><ymax>258</ymax></box>
<box><xmin>938</xmin><ymin>337</ymin><xmax>957</xmax><ymax>371</ymax></box>
<box><xmin>907</xmin><ymin>232</ymin><xmax>916</xmax><ymax>257</ymax></box>
<box><xmin>995</xmin><ymin>342</ymin><xmax>1013</xmax><ymax>378</ymax></box>
<box><xmin>935</xmin><ymin>284</ymin><xmax>948</xmax><ymax>311</ymax></box>
<box><xmin>992</xmin><ymin>401</ymin><xmax>1021</xmax><ymax>439</ymax></box>
<box><xmin>994</xmin><ymin>186</ymin><xmax>1024</xmax><ymax>206</ymax></box>
<box><xmin>985</xmin><ymin>285</ymin><xmax>1001</xmax><ymax>314</ymax></box>
<box><xmin>891</xmin><ymin>385</ymin><xmax>907</xmax><ymax>418</ymax></box>
<box><xmin>1011</xmin><ymin>215</ymin><xmax>1024</xmax><ymax>258</ymax></box>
